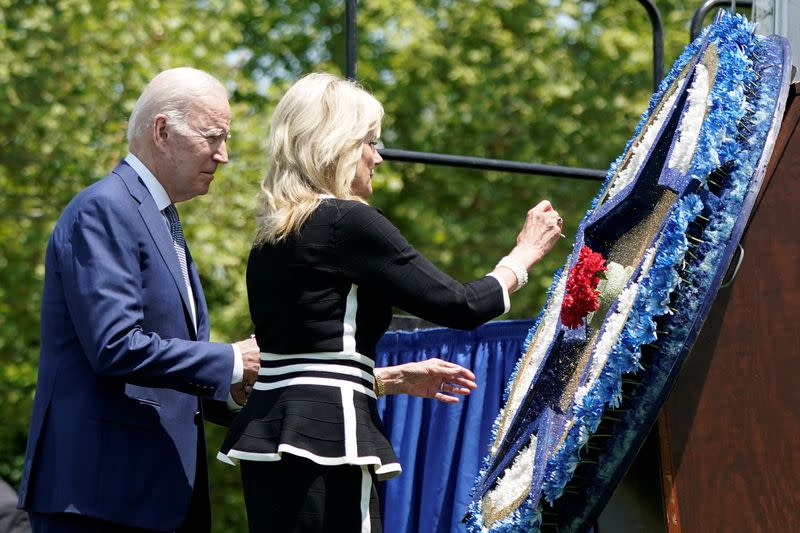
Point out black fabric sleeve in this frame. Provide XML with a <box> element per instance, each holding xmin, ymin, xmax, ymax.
<box><xmin>201</xmin><ymin>397</ymin><xmax>236</xmax><ymax>427</ymax></box>
<box><xmin>333</xmin><ymin>202</ymin><xmax>505</xmax><ymax>330</ymax></box>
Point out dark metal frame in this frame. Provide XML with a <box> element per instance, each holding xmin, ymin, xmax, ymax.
<box><xmin>690</xmin><ymin>1</ymin><xmax>753</xmax><ymax>41</ymax></box>
<box><xmin>343</xmin><ymin>0</ymin><xmax>666</xmax><ymax>182</ymax></box>
<box><xmin>344</xmin><ymin>1</ymin><xmax>756</xmax><ymax>182</ymax></box>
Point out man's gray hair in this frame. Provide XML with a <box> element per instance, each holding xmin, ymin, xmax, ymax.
<box><xmin>126</xmin><ymin>67</ymin><xmax>227</xmax><ymax>144</ymax></box>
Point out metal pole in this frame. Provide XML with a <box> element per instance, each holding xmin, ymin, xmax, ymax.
<box><xmin>637</xmin><ymin>0</ymin><xmax>665</xmax><ymax>90</ymax></box>
<box><xmin>345</xmin><ymin>0</ymin><xmax>357</xmax><ymax>80</ymax></box>
<box><xmin>344</xmin><ymin>1</ymin><xmax>673</xmax><ymax>183</ymax></box>
<box><xmin>379</xmin><ymin>148</ymin><xmax>606</xmax><ymax>181</ymax></box>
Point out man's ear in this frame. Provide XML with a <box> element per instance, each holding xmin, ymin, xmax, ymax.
<box><xmin>153</xmin><ymin>114</ymin><xmax>168</xmax><ymax>149</ymax></box>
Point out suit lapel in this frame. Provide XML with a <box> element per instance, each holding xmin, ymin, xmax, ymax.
<box><xmin>113</xmin><ymin>162</ymin><xmax>198</xmax><ymax>338</ymax></box>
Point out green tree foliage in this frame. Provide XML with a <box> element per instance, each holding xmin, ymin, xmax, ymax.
<box><xmin>1</xmin><ymin>1</ymin><xmax>706</xmax><ymax>529</ymax></box>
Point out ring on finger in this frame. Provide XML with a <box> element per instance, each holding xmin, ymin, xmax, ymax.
<box><xmin>557</xmin><ymin>217</ymin><xmax>563</xmax><ymax>226</ymax></box>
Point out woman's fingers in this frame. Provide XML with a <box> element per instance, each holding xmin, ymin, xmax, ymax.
<box><xmin>434</xmin><ymin>393</ymin><xmax>461</xmax><ymax>404</ymax></box>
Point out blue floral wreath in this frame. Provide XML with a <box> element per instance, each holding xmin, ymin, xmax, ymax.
<box><xmin>467</xmin><ymin>11</ymin><xmax>792</xmax><ymax>532</ymax></box>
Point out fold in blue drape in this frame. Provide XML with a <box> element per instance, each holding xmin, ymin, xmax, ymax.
<box><xmin>375</xmin><ymin>319</ymin><xmax>533</xmax><ymax>533</ymax></box>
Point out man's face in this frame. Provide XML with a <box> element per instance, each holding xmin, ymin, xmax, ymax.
<box><xmin>162</xmin><ymin>92</ymin><xmax>231</xmax><ymax>203</ymax></box>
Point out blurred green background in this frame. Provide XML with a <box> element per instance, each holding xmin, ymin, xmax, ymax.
<box><xmin>0</xmin><ymin>1</ymin><xmax>727</xmax><ymax>529</ymax></box>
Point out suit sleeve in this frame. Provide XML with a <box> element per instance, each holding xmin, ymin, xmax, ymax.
<box><xmin>334</xmin><ymin>203</ymin><xmax>506</xmax><ymax>329</ymax></box>
<box><xmin>58</xmin><ymin>196</ymin><xmax>233</xmax><ymax>401</ymax></box>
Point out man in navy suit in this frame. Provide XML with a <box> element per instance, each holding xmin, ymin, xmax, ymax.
<box><xmin>18</xmin><ymin>68</ymin><xmax>261</xmax><ymax>532</ymax></box>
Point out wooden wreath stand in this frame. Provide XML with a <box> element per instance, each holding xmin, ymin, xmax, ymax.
<box><xmin>656</xmin><ymin>81</ymin><xmax>800</xmax><ymax>532</ymax></box>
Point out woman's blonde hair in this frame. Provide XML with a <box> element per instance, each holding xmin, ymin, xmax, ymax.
<box><xmin>255</xmin><ymin>72</ymin><xmax>384</xmax><ymax>244</ymax></box>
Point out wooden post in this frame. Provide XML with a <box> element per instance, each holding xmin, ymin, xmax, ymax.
<box><xmin>657</xmin><ymin>83</ymin><xmax>800</xmax><ymax>532</ymax></box>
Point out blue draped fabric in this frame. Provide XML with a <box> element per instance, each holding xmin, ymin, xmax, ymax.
<box><xmin>375</xmin><ymin>319</ymin><xmax>533</xmax><ymax>533</ymax></box>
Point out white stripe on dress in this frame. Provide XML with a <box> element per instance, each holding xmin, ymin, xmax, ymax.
<box><xmin>342</xmin><ymin>386</ymin><xmax>358</xmax><ymax>459</ymax></box>
<box><xmin>342</xmin><ymin>284</ymin><xmax>358</xmax><ymax>353</ymax></box>
<box><xmin>360</xmin><ymin>466</ymin><xmax>372</xmax><ymax>532</ymax></box>
<box><xmin>252</xmin><ymin>376</ymin><xmax>376</xmax><ymax>398</ymax></box>
<box><xmin>220</xmin><ymin>444</ymin><xmax>382</xmax><ymax>466</ymax></box>
<box><xmin>217</xmin><ymin>447</ymin><xmax>404</xmax><ymax>479</ymax></box>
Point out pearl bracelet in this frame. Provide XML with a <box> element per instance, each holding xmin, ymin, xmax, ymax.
<box><xmin>497</xmin><ymin>256</ymin><xmax>528</xmax><ymax>291</ymax></box>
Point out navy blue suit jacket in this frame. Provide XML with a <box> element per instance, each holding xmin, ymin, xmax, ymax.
<box><xmin>18</xmin><ymin>161</ymin><xmax>235</xmax><ymax>531</ymax></box>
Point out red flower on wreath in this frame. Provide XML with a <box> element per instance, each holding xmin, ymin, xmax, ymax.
<box><xmin>560</xmin><ymin>245</ymin><xmax>607</xmax><ymax>329</ymax></box>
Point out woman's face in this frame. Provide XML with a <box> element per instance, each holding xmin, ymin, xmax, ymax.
<box><xmin>352</xmin><ymin>139</ymin><xmax>383</xmax><ymax>198</ymax></box>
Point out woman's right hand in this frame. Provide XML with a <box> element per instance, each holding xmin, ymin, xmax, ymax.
<box><xmin>513</xmin><ymin>200</ymin><xmax>563</xmax><ymax>267</ymax></box>
<box><xmin>490</xmin><ymin>200</ymin><xmax>563</xmax><ymax>293</ymax></box>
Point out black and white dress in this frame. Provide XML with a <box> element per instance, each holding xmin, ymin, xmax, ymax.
<box><xmin>218</xmin><ymin>198</ymin><xmax>507</xmax><ymax>480</ymax></box>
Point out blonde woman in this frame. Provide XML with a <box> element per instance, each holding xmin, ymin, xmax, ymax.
<box><xmin>219</xmin><ymin>72</ymin><xmax>563</xmax><ymax>532</ymax></box>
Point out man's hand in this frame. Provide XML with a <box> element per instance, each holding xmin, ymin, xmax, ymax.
<box><xmin>230</xmin><ymin>381</ymin><xmax>248</xmax><ymax>406</ymax></box>
<box><xmin>235</xmin><ymin>336</ymin><xmax>260</xmax><ymax>387</ymax></box>
<box><xmin>375</xmin><ymin>358</ymin><xmax>478</xmax><ymax>404</ymax></box>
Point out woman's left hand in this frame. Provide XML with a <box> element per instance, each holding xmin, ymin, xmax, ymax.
<box><xmin>375</xmin><ymin>358</ymin><xmax>478</xmax><ymax>404</ymax></box>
